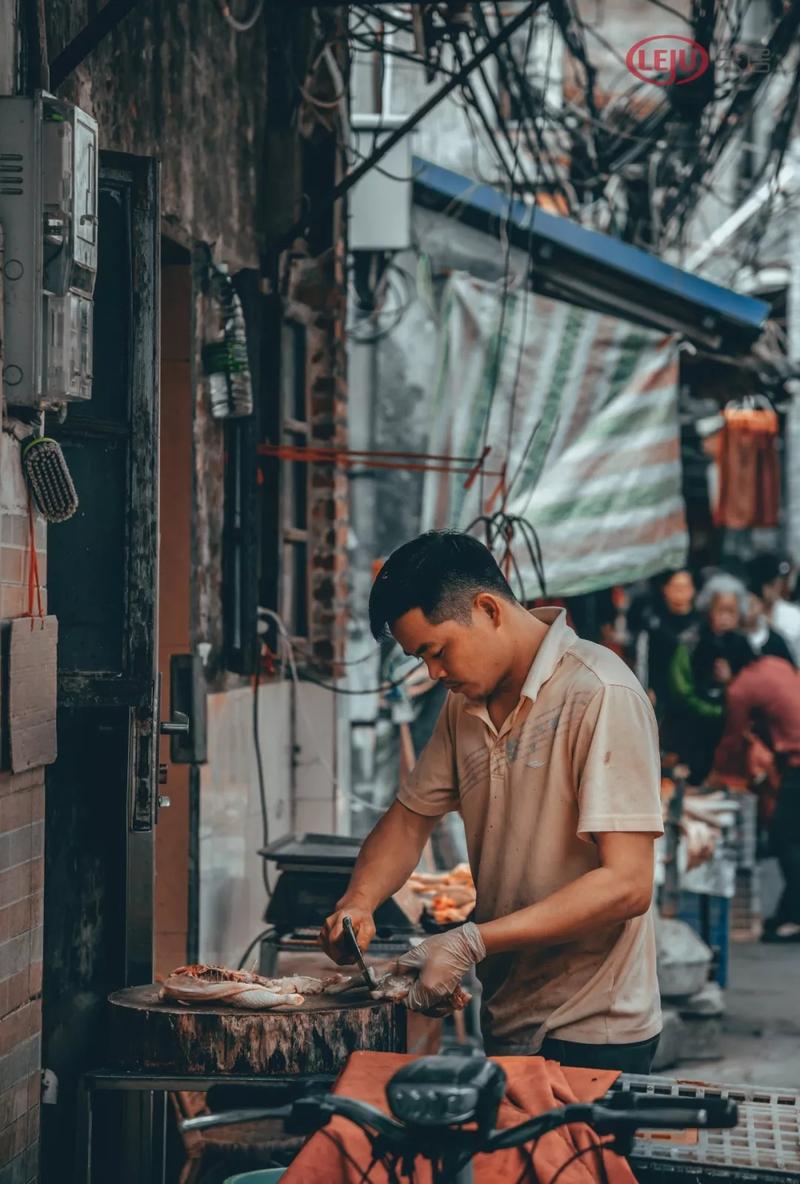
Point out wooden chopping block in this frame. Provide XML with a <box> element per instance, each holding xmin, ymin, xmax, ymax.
<box><xmin>108</xmin><ymin>985</ymin><xmax>407</xmax><ymax>1076</ymax></box>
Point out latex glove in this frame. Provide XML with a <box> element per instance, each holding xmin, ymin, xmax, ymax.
<box><xmin>394</xmin><ymin>922</ymin><xmax>486</xmax><ymax>1014</ymax></box>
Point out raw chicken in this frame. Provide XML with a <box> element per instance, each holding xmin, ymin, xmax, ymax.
<box><xmin>160</xmin><ymin>964</ymin><xmax>354</xmax><ymax>1009</ymax></box>
<box><xmin>160</xmin><ymin>974</ymin><xmax>304</xmax><ymax>1009</ymax></box>
<box><xmin>368</xmin><ymin>971</ymin><xmax>471</xmax><ymax>1017</ymax></box>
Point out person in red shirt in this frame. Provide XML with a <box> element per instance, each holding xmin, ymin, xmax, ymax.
<box><xmin>713</xmin><ymin>641</ymin><xmax>800</xmax><ymax>943</ymax></box>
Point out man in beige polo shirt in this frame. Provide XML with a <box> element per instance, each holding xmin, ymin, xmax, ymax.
<box><xmin>321</xmin><ymin>531</ymin><xmax>664</xmax><ymax>1072</ymax></box>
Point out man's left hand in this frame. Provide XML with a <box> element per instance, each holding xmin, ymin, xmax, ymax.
<box><xmin>394</xmin><ymin>922</ymin><xmax>486</xmax><ymax>1014</ymax></box>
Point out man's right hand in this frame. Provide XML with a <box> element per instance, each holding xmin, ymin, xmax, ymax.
<box><xmin>319</xmin><ymin>904</ymin><xmax>376</xmax><ymax>965</ymax></box>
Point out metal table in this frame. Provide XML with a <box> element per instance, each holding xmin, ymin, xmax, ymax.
<box><xmin>77</xmin><ymin>1069</ymin><xmax>336</xmax><ymax>1184</ymax></box>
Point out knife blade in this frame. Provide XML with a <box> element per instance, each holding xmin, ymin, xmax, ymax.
<box><xmin>342</xmin><ymin>915</ymin><xmax>378</xmax><ymax>989</ymax></box>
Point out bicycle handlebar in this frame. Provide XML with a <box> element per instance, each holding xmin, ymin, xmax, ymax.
<box><xmin>182</xmin><ymin>1089</ymin><xmax>738</xmax><ymax>1146</ymax></box>
<box><xmin>486</xmin><ymin>1096</ymin><xmax>737</xmax><ymax>1153</ymax></box>
<box><xmin>184</xmin><ymin>1089</ymin><xmax>738</xmax><ymax>1156</ymax></box>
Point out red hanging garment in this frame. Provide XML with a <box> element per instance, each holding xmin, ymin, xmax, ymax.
<box><xmin>715</xmin><ymin>406</ymin><xmax>780</xmax><ymax>530</ymax></box>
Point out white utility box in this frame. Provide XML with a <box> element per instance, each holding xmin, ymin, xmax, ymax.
<box><xmin>350</xmin><ymin>114</ymin><xmax>412</xmax><ymax>253</ymax></box>
<box><xmin>0</xmin><ymin>92</ymin><xmax>98</xmax><ymax>406</ymax></box>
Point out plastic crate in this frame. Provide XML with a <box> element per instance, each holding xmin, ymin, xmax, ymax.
<box><xmin>677</xmin><ymin>891</ymin><xmax>730</xmax><ymax>988</ymax></box>
<box><xmin>731</xmin><ymin>865</ymin><xmax>762</xmax><ymax>939</ymax></box>
<box><xmin>617</xmin><ymin>1073</ymin><xmax>800</xmax><ymax>1182</ymax></box>
<box><xmin>731</xmin><ymin>790</ymin><xmax>759</xmax><ymax>870</ymax></box>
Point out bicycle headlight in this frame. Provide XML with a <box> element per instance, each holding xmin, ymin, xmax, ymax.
<box><xmin>386</xmin><ymin>1056</ymin><xmax>507</xmax><ymax>1131</ymax></box>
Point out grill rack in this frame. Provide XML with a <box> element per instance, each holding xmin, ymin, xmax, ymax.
<box><xmin>615</xmin><ymin>1074</ymin><xmax>800</xmax><ymax>1182</ymax></box>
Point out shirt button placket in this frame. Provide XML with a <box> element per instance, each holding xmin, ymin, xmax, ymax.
<box><xmin>490</xmin><ymin>739</ymin><xmax>504</xmax><ymax>780</ymax></box>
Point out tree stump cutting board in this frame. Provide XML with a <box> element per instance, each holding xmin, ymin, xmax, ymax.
<box><xmin>108</xmin><ymin>985</ymin><xmax>407</xmax><ymax>1076</ymax></box>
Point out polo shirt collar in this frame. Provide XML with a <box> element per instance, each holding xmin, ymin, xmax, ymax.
<box><xmin>463</xmin><ymin>607</ymin><xmax>577</xmax><ymax>731</ymax></box>
<box><xmin>520</xmin><ymin>607</ymin><xmax>577</xmax><ymax>704</ymax></box>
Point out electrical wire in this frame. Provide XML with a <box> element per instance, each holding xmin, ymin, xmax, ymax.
<box><xmin>237</xmin><ymin>927</ymin><xmax>273</xmax><ymax>972</ymax></box>
<box><xmin>480</xmin><ymin>4</ymin><xmax>575</xmax><ymax>208</ymax></box>
<box><xmin>260</xmin><ymin>609</ymin><xmax>414</xmax><ymax>823</ymax></box>
<box><xmin>464</xmin><ymin>510</ymin><xmax>547</xmax><ymax>600</ymax></box>
<box><xmin>459</xmin><ymin>18</ymin><xmax>523</xmax><ymax>510</ymax></box>
<box><xmin>549</xmin><ymin>0</ymin><xmax>602</xmax><ymax>175</ymax></box>
<box><xmin>501</xmin><ymin>10</ymin><xmax>552</xmax><ymax>479</ymax></box>
<box><xmin>457</xmin><ymin>57</ymin><xmax>524</xmax><ymax>189</ymax></box>
<box><xmin>545</xmin><ymin>1139</ymin><xmax>611</xmax><ymax>1184</ymax></box>
<box><xmin>300</xmin><ymin>665</ymin><xmax>423</xmax><ymax>696</ymax></box>
<box><xmin>253</xmin><ymin>669</ymin><xmax>272</xmax><ymax>897</ymax></box>
<box><xmin>458</xmin><ymin>10</ymin><xmax>559</xmax><ymax>521</ymax></box>
<box><xmin>733</xmin><ymin>54</ymin><xmax>800</xmax><ymax>277</ymax></box>
<box><xmin>217</xmin><ymin>0</ymin><xmax>263</xmax><ymax>32</ymax></box>
<box><xmin>349</xmin><ymin>30</ymin><xmax>461</xmax><ymax>79</ymax></box>
<box><xmin>515</xmin><ymin>410</ymin><xmax>561</xmax><ymax>525</ymax></box>
<box><xmin>458</xmin><ymin>85</ymin><xmax>516</xmax><ymax>185</ymax></box>
<box><xmin>504</xmin><ymin>418</ymin><xmax>542</xmax><ymax>505</ymax></box>
<box><xmin>480</xmin><ymin>4</ymin><xmax>575</xmax><ymax>203</ymax></box>
<box><xmin>319</xmin><ymin>1127</ymin><xmax>384</xmax><ymax>1184</ymax></box>
<box><xmin>476</xmin><ymin>249</ymin><xmax>514</xmax><ymax>512</ymax></box>
<box><xmin>346</xmin><ymin>0</ymin><xmax>793</xmax><ymax>256</ymax></box>
<box><xmin>464</xmin><ymin>53</ymin><xmax>529</xmax><ymax>193</ymax></box>
<box><xmin>290</xmin><ymin>637</ymin><xmax>385</xmax><ymax>669</ymax></box>
<box><xmin>660</xmin><ymin>5</ymin><xmax>800</xmax><ymax>241</ymax></box>
<box><xmin>348</xmin><ymin>263</ymin><xmax>418</xmax><ymax>345</ymax></box>
<box><xmin>353</xmin><ymin>3</ymin><xmax>416</xmax><ymax>35</ymax></box>
<box><xmin>346</xmin><ymin>138</ymin><xmax>429</xmax><ymax>184</ymax></box>
<box><xmin>641</xmin><ymin>0</ymin><xmax>694</xmax><ymax>23</ymax></box>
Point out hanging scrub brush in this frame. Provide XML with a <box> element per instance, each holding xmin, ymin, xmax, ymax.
<box><xmin>22</xmin><ymin>436</ymin><xmax>79</xmax><ymax>523</ymax></box>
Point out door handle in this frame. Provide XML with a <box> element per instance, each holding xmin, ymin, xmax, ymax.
<box><xmin>160</xmin><ymin>711</ymin><xmax>190</xmax><ymax>736</ymax></box>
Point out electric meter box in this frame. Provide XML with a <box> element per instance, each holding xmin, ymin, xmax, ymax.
<box><xmin>350</xmin><ymin>115</ymin><xmax>412</xmax><ymax>253</ymax></box>
<box><xmin>0</xmin><ymin>93</ymin><xmax>98</xmax><ymax>407</ymax></box>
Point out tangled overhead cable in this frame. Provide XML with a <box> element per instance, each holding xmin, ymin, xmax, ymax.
<box><xmin>465</xmin><ymin>509</ymin><xmax>547</xmax><ymax>603</ymax></box>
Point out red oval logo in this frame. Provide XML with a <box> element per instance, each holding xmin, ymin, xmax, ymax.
<box><xmin>626</xmin><ymin>35</ymin><xmax>709</xmax><ymax>86</ymax></box>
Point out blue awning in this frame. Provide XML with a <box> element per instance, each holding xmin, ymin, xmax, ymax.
<box><xmin>412</xmin><ymin>156</ymin><xmax>769</xmax><ymax>352</ymax></box>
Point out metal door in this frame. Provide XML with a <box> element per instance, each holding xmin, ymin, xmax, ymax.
<box><xmin>40</xmin><ymin>152</ymin><xmax>160</xmax><ymax>1180</ymax></box>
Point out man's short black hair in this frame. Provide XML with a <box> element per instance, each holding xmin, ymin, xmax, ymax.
<box><xmin>746</xmin><ymin>552</ymin><xmax>791</xmax><ymax>596</ymax></box>
<box><xmin>369</xmin><ymin>530</ymin><xmax>516</xmax><ymax>640</ymax></box>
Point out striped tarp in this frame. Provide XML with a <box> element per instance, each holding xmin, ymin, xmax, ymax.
<box><xmin>420</xmin><ymin>272</ymin><xmax>688</xmax><ymax>598</ymax></box>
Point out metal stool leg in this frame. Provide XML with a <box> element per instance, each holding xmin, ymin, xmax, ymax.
<box><xmin>121</xmin><ymin>1089</ymin><xmax>155</xmax><ymax>1184</ymax></box>
<box><xmin>259</xmin><ymin>936</ymin><xmax>279</xmax><ymax>977</ymax></box>
<box><xmin>75</xmin><ymin>1078</ymin><xmax>94</xmax><ymax>1184</ymax></box>
<box><xmin>152</xmin><ymin>1089</ymin><xmax>168</xmax><ymax>1184</ymax></box>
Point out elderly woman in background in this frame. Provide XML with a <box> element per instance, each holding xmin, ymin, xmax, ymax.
<box><xmin>665</xmin><ymin>573</ymin><xmax>749</xmax><ymax>785</ymax></box>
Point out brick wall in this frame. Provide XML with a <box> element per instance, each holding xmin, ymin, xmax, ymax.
<box><xmin>0</xmin><ymin>771</ymin><xmax>43</xmax><ymax>1184</ymax></box>
<box><xmin>304</xmin><ymin>238</ymin><xmax>349</xmax><ymax>675</ymax></box>
<box><xmin>0</xmin><ymin>430</ymin><xmax>46</xmax><ymax>1184</ymax></box>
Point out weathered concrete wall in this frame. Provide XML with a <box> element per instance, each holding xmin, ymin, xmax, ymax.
<box><xmin>198</xmin><ymin>679</ymin><xmax>344</xmax><ymax>967</ymax></box>
<box><xmin>0</xmin><ymin>0</ymin><xmax>18</xmax><ymax>93</ymax></box>
<box><xmin>46</xmin><ymin>1</ymin><xmax>298</xmax><ymax>268</ymax></box>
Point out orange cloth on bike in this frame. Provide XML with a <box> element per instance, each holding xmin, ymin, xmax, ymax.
<box><xmin>282</xmin><ymin>1051</ymin><xmax>636</xmax><ymax>1184</ymax></box>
